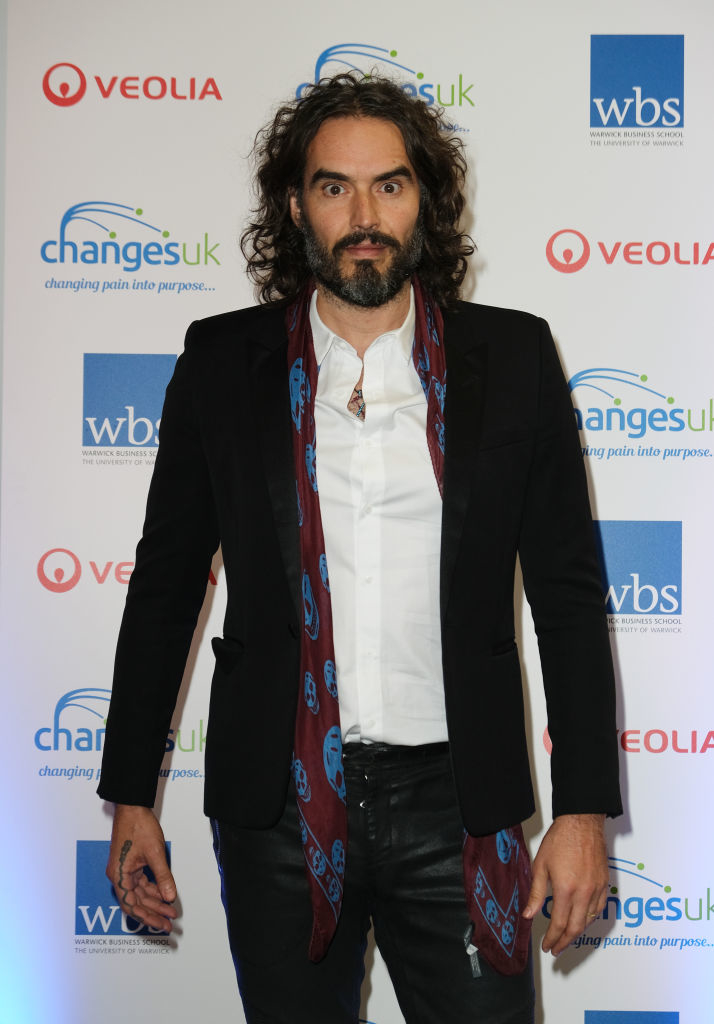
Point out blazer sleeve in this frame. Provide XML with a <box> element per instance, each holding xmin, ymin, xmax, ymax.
<box><xmin>518</xmin><ymin>319</ymin><xmax>622</xmax><ymax>820</ymax></box>
<box><xmin>97</xmin><ymin>325</ymin><xmax>219</xmax><ymax>807</ymax></box>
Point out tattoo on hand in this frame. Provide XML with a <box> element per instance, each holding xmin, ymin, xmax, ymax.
<box><xmin>118</xmin><ymin>839</ymin><xmax>133</xmax><ymax>908</ymax></box>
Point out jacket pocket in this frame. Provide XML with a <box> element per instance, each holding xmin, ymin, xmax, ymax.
<box><xmin>211</xmin><ymin>635</ymin><xmax>245</xmax><ymax>674</ymax></box>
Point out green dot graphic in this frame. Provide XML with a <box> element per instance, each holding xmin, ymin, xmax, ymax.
<box><xmin>417</xmin><ymin>72</ymin><xmax>424</xmax><ymax>80</ymax></box>
<box><xmin>664</xmin><ymin>885</ymin><xmax>671</xmax><ymax>893</ymax></box>
<box><xmin>109</xmin><ymin>231</ymin><xmax>116</xmax><ymax>239</ymax></box>
<box><xmin>667</xmin><ymin>396</ymin><xmax>674</xmax><ymax>404</ymax></box>
<box><xmin>390</xmin><ymin>50</ymin><xmax>397</xmax><ymax>57</ymax></box>
<box><xmin>162</xmin><ymin>230</ymin><xmax>170</xmax><ymax>238</ymax></box>
<box><xmin>610</xmin><ymin>886</ymin><xmax>618</xmax><ymax>895</ymax></box>
<box><xmin>614</xmin><ymin>398</ymin><xmax>621</xmax><ymax>406</ymax></box>
<box><xmin>640</xmin><ymin>374</ymin><xmax>648</xmax><ymax>382</ymax></box>
<box><xmin>637</xmin><ymin>863</ymin><xmax>644</xmax><ymax>871</ymax></box>
<box><xmin>135</xmin><ymin>208</ymin><xmax>143</xmax><ymax>216</ymax></box>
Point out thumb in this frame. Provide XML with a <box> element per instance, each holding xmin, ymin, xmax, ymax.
<box><xmin>146</xmin><ymin>843</ymin><xmax>177</xmax><ymax>903</ymax></box>
<box><xmin>522</xmin><ymin>861</ymin><xmax>548</xmax><ymax>919</ymax></box>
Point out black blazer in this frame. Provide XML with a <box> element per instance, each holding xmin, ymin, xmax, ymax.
<box><xmin>98</xmin><ymin>300</ymin><xmax>622</xmax><ymax>835</ymax></box>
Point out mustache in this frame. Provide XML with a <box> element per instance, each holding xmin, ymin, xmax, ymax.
<box><xmin>333</xmin><ymin>231</ymin><xmax>400</xmax><ymax>254</ymax></box>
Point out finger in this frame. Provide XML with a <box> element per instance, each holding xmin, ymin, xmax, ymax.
<box><xmin>546</xmin><ymin>884</ymin><xmax>599</xmax><ymax>956</ymax></box>
<box><xmin>116</xmin><ymin>883</ymin><xmax>178</xmax><ymax>931</ymax></box>
<box><xmin>522</xmin><ymin>860</ymin><xmax>548</xmax><ymax>920</ymax></box>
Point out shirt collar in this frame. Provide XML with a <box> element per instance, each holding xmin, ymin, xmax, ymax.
<box><xmin>309</xmin><ymin>285</ymin><xmax>415</xmax><ymax>367</ymax></box>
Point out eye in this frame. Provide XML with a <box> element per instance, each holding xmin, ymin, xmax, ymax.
<box><xmin>379</xmin><ymin>181</ymin><xmax>402</xmax><ymax>195</ymax></box>
<box><xmin>323</xmin><ymin>182</ymin><xmax>346</xmax><ymax>197</ymax></box>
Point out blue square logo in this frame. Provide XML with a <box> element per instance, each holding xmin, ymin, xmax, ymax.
<box><xmin>82</xmin><ymin>353</ymin><xmax>176</xmax><ymax>447</ymax></box>
<box><xmin>75</xmin><ymin>840</ymin><xmax>171</xmax><ymax>935</ymax></box>
<box><xmin>590</xmin><ymin>35</ymin><xmax>684</xmax><ymax>128</ymax></box>
<box><xmin>585</xmin><ymin>1014</ymin><xmax>679</xmax><ymax>1024</ymax></box>
<box><xmin>593</xmin><ymin>521</ymin><xmax>682</xmax><ymax>615</ymax></box>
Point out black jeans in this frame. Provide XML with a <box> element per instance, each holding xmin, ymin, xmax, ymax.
<box><xmin>212</xmin><ymin>743</ymin><xmax>535</xmax><ymax>1024</ymax></box>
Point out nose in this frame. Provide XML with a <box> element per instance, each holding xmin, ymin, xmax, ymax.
<box><xmin>350</xmin><ymin>188</ymin><xmax>379</xmax><ymax>231</ymax></box>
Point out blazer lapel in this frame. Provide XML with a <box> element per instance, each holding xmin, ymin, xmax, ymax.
<box><xmin>440</xmin><ymin>306</ymin><xmax>487</xmax><ymax>623</ymax></box>
<box><xmin>252</xmin><ymin>312</ymin><xmax>302</xmax><ymax>624</ymax></box>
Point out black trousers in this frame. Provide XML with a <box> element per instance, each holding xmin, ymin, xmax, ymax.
<box><xmin>212</xmin><ymin>743</ymin><xmax>535</xmax><ymax>1024</ymax></box>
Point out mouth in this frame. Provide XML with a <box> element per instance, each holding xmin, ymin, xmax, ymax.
<box><xmin>343</xmin><ymin>243</ymin><xmax>389</xmax><ymax>260</ymax></box>
<box><xmin>335</xmin><ymin>232</ymin><xmax>398</xmax><ymax>262</ymax></box>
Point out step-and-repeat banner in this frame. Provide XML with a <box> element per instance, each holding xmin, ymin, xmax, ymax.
<box><xmin>2</xmin><ymin>2</ymin><xmax>712</xmax><ymax>1022</ymax></box>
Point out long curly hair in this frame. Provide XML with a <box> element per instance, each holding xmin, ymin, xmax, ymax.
<box><xmin>241</xmin><ymin>73</ymin><xmax>474</xmax><ymax>308</ymax></box>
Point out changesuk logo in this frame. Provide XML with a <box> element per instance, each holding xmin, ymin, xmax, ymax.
<box><xmin>570</xmin><ymin>366</ymin><xmax>714</xmax><ymax>447</ymax></box>
<box><xmin>544</xmin><ymin>853</ymin><xmax>714</xmax><ymax>944</ymax></box>
<box><xmin>593</xmin><ymin>521</ymin><xmax>681</xmax><ymax>616</ymax></box>
<box><xmin>43</xmin><ymin>61</ymin><xmax>221</xmax><ymax>106</ymax></box>
<box><xmin>83</xmin><ymin>353</ymin><xmax>176</xmax><ymax>447</ymax></box>
<box><xmin>590</xmin><ymin>35</ymin><xmax>684</xmax><ymax>128</ymax></box>
<box><xmin>76</xmin><ymin>841</ymin><xmax>171</xmax><ymax>936</ymax></box>
<box><xmin>35</xmin><ymin>688</ymin><xmax>110</xmax><ymax>752</ymax></box>
<box><xmin>296</xmin><ymin>43</ymin><xmax>474</xmax><ymax>112</ymax></box>
<box><xmin>41</xmin><ymin>201</ymin><xmax>220</xmax><ymax>276</ymax></box>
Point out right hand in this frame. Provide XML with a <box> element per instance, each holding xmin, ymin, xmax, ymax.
<box><xmin>106</xmin><ymin>804</ymin><xmax>179</xmax><ymax>932</ymax></box>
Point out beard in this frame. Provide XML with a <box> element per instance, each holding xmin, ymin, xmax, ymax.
<box><xmin>298</xmin><ymin>210</ymin><xmax>424</xmax><ymax>308</ymax></box>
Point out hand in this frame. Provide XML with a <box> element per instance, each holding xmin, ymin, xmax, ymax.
<box><xmin>106</xmin><ymin>804</ymin><xmax>179</xmax><ymax>932</ymax></box>
<box><xmin>522</xmin><ymin>813</ymin><xmax>608</xmax><ymax>956</ymax></box>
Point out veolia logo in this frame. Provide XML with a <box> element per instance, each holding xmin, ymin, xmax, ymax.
<box><xmin>43</xmin><ymin>61</ymin><xmax>221</xmax><ymax>106</ymax></box>
<box><xmin>37</xmin><ymin>548</ymin><xmax>82</xmax><ymax>593</ymax></box>
<box><xmin>43</xmin><ymin>62</ymin><xmax>87</xmax><ymax>106</ymax></box>
<box><xmin>297</xmin><ymin>43</ymin><xmax>474</xmax><ymax>111</ymax></box>
<box><xmin>546</xmin><ymin>229</ymin><xmax>590</xmax><ymax>273</ymax></box>
<box><xmin>546</xmin><ymin>229</ymin><xmax>714</xmax><ymax>273</ymax></box>
<box><xmin>37</xmin><ymin>548</ymin><xmax>136</xmax><ymax>593</ymax></box>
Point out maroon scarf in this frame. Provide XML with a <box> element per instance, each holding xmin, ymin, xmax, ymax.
<box><xmin>286</xmin><ymin>278</ymin><xmax>531</xmax><ymax>973</ymax></box>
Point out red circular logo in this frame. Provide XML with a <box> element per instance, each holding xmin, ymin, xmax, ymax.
<box><xmin>546</xmin><ymin>229</ymin><xmax>590</xmax><ymax>273</ymax></box>
<box><xmin>37</xmin><ymin>548</ymin><xmax>82</xmax><ymax>593</ymax></box>
<box><xmin>42</xmin><ymin>62</ymin><xmax>87</xmax><ymax>106</ymax></box>
<box><xmin>542</xmin><ymin>727</ymin><xmax>552</xmax><ymax>755</ymax></box>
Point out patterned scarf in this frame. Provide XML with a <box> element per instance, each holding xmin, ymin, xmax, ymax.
<box><xmin>286</xmin><ymin>277</ymin><xmax>531</xmax><ymax>974</ymax></box>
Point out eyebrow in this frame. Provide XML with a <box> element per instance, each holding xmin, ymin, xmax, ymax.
<box><xmin>308</xmin><ymin>164</ymin><xmax>415</xmax><ymax>187</ymax></box>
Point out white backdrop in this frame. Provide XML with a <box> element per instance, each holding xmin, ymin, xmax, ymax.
<box><xmin>1</xmin><ymin>2</ymin><xmax>712</xmax><ymax>1022</ymax></box>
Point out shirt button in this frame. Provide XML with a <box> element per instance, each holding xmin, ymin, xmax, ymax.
<box><xmin>364</xmin><ymin>505</ymin><xmax>373</xmax><ymax>515</ymax></box>
<box><xmin>364</xmin><ymin>576</ymin><xmax>373</xmax><ymax>584</ymax></box>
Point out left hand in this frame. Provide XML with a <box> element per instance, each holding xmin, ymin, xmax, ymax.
<box><xmin>522</xmin><ymin>813</ymin><xmax>608</xmax><ymax>956</ymax></box>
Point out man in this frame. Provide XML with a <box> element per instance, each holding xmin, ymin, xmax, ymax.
<box><xmin>99</xmin><ymin>73</ymin><xmax>621</xmax><ymax>1023</ymax></box>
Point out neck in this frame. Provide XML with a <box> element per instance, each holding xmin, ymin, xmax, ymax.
<box><xmin>315</xmin><ymin>281</ymin><xmax>411</xmax><ymax>360</ymax></box>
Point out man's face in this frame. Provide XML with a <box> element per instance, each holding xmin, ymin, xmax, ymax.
<box><xmin>290</xmin><ymin>116</ymin><xmax>423</xmax><ymax>308</ymax></box>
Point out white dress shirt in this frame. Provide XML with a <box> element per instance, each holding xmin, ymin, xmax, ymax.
<box><xmin>311</xmin><ymin>288</ymin><xmax>448</xmax><ymax>746</ymax></box>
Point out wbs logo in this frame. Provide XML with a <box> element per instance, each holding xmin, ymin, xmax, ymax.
<box><xmin>590</xmin><ymin>35</ymin><xmax>684</xmax><ymax>128</ymax></box>
<box><xmin>296</xmin><ymin>43</ymin><xmax>474</xmax><ymax>114</ymax></box>
<box><xmin>570</xmin><ymin>366</ymin><xmax>714</xmax><ymax>453</ymax></box>
<box><xmin>585</xmin><ymin>1013</ymin><xmax>679</xmax><ymax>1023</ymax></box>
<box><xmin>83</xmin><ymin>353</ymin><xmax>176</xmax><ymax>447</ymax></box>
<box><xmin>593</xmin><ymin>521</ymin><xmax>681</xmax><ymax>616</ymax></box>
<box><xmin>43</xmin><ymin>61</ymin><xmax>221</xmax><ymax>106</ymax></box>
<box><xmin>35</xmin><ymin>688</ymin><xmax>110</xmax><ymax>752</ymax></box>
<box><xmin>76</xmin><ymin>841</ymin><xmax>170</xmax><ymax>935</ymax></box>
<box><xmin>41</xmin><ymin>201</ymin><xmax>220</xmax><ymax>277</ymax></box>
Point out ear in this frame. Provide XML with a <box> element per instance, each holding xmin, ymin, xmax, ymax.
<box><xmin>289</xmin><ymin>189</ymin><xmax>301</xmax><ymax>229</ymax></box>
